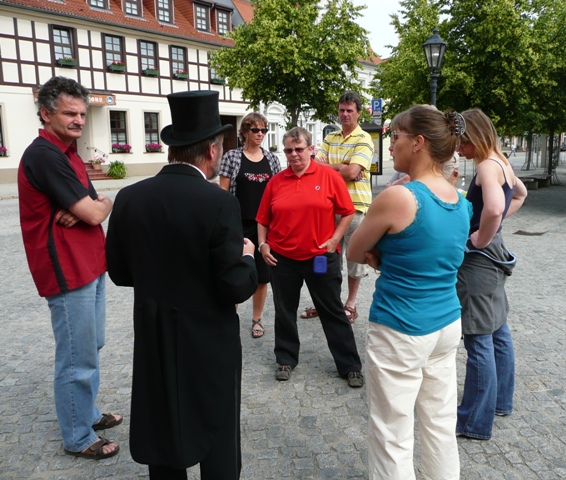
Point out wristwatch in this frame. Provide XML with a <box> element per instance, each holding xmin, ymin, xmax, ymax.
<box><xmin>258</xmin><ymin>242</ymin><xmax>268</xmax><ymax>252</ymax></box>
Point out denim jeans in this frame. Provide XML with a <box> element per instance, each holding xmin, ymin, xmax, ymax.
<box><xmin>46</xmin><ymin>274</ymin><xmax>106</xmax><ymax>452</ymax></box>
<box><xmin>457</xmin><ymin>322</ymin><xmax>515</xmax><ymax>439</ymax></box>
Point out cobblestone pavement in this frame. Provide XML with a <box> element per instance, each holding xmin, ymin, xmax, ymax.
<box><xmin>1</xmin><ymin>159</ymin><xmax>565</xmax><ymax>479</ymax></box>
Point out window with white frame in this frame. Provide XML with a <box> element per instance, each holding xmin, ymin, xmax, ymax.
<box><xmin>144</xmin><ymin>113</ymin><xmax>160</xmax><ymax>145</ymax></box>
<box><xmin>217</xmin><ymin>9</ymin><xmax>230</xmax><ymax>35</ymax></box>
<box><xmin>195</xmin><ymin>3</ymin><xmax>210</xmax><ymax>32</ymax></box>
<box><xmin>140</xmin><ymin>41</ymin><xmax>157</xmax><ymax>70</ymax></box>
<box><xmin>110</xmin><ymin>111</ymin><xmax>128</xmax><ymax>145</ymax></box>
<box><xmin>125</xmin><ymin>0</ymin><xmax>141</xmax><ymax>16</ymax></box>
<box><xmin>171</xmin><ymin>46</ymin><xmax>187</xmax><ymax>75</ymax></box>
<box><xmin>104</xmin><ymin>35</ymin><xmax>124</xmax><ymax>66</ymax></box>
<box><xmin>52</xmin><ymin>27</ymin><xmax>74</xmax><ymax>61</ymax></box>
<box><xmin>157</xmin><ymin>0</ymin><xmax>172</xmax><ymax>23</ymax></box>
<box><xmin>89</xmin><ymin>0</ymin><xmax>106</xmax><ymax>8</ymax></box>
<box><xmin>268</xmin><ymin>122</ymin><xmax>278</xmax><ymax>151</ymax></box>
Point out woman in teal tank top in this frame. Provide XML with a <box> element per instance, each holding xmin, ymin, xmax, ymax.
<box><xmin>349</xmin><ymin>105</ymin><xmax>471</xmax><ymax>480</ymax></box>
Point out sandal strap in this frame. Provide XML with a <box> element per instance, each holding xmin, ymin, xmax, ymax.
<box><xmin>88</xmin><ymin>437</ymin><xmax>109</xmax><ymax>454</ymax></box>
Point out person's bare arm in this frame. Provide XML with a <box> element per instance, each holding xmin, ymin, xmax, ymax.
<box><xmin>68</xmin><ymin>194</ymin><xmax>113</xmax><ymax>226</ymax></box>
<box><xmin>219</xmin><ymin>176</ymin><xmax>230</xmax><ymax>191</ymax></box>
<box><xmin>470</xmin><ymin>162</ymin><xmax>506</xmax><ymax>248</ymax></box>
<box><xmin>319</xmin><ymin>213</ymin><xmax>354</xmax><ymax>253</ymax></box>
<box><xmin>348</xmin><ymin>186</ymin><xmax>416</xmax><ymax>264</ymax></box>
<box><xmin>335</xmin><ymin>163</ymin><xmax>364</xmax><ymax>181</ymax></box>
<box><xmin>55</xmin><ymin>209</ymin><xmax>81</xmax><ymax>228</ymax></box>
<box><xmin>257</xmin><ymin>223</ymin><xmax>277</xmax><ymax>267</ymax></box>
<box><xmin>506</xmin><ymin>177</ymin><xmax>527</xmax><ymax>217</ymax></box>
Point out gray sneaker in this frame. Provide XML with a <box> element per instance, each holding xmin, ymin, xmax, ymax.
<box><xmin>275</xmin><ymin>365</ymin><xmax>293</xmax><ymax>381</ymax></box>
<box><xmin>347</xmin><ymin>371</ymin><xmax>364</xmax><ymax>388</ymax></box>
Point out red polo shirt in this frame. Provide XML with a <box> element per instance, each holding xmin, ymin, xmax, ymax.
<box><xmin>256</xmin><ymin>160</ymin><xmax>355</xmax><ymax>261</ymax></box>
<box><xmin>18</xmin><ymin>130</ymin><xmax>106</xmax><ymax>297</ymax></box>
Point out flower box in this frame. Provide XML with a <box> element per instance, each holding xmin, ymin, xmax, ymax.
<box><xmin>0</xmin><ymin>149</ymin><xmax>6</xmax><ymax>157</ymax></box>
<box><xmin>211</xmin><ymin>78</ymin><xmax>226</xmax><ymax>85</ymax></box>
<box><xmin>57</xmin><ymin>58</ymin><xmax>77</xmax><ymax>68</ymax></box>
<box><xmin>108</xmin><ymin>63</ymin><xmax>125</xmax><ymax>73</ymax></box>
<box><xmin>145</xmin><ymin>143</ymin><xmax>162</xmax><ymax>153</ymax></box>
<box><xmin>173</xmin><ymin>72</ymin><xmax>188</xmax><ymax>80</ymax></box>
<box><xmin>112</xmin><ymin>143</ymin><xmax>131</xmax><ymax>153</ymax></box>
<box><xmin>143</xmin><ymin>68</ymin><xmax>159</xmax><ymax>77</ymax></box>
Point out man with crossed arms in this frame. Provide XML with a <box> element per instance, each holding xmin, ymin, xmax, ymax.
<box><xmin>308</xmin><ymin>91</ymin><xmax>374</xmax><ymax>324</ymax></box>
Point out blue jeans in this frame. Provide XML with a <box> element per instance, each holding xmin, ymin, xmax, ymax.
<box><xmin>457</xmin><ymin>322</ymin><xmax>515</xmax><ymax>439</ymax></box>
<box><xmin>46</xmin><ymin>274</ymin><xmax>106</xmax><ymax>452</ymax></box>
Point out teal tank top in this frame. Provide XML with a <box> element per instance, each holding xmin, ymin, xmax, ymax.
<box><xmin>369</xmin><ymin>181</ymin><xmax>472</xmax><ymax>335</ymax></box>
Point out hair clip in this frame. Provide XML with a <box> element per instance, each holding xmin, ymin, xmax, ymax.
<box><xmin>448</xmin><ymin>111</ymin><xmax>466</xmax><ymax>137</ymax></box>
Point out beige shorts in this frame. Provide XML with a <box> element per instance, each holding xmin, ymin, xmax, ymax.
<box><xmin>337</xmin><ymin>211</ymin><xmax>369</xmax><ymax>279</ymax></box>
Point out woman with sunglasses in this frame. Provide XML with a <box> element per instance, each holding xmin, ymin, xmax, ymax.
<box><xmin>219</xmin><ymin>112</ymin><xmax>281</xmax><ymax>338</ymax></box>
<box><xmin>256</xmin><ymin>127</ymin><xmax>364</xmax><ymax>387</ymax></box>
<box><xmin>456</xmin><ymin>109</ymin><xmax>527</xmax><ymax>441</ymax></box>
<box><xmin>348</xmin><ymin>105</ymin><xmax>471</xmax><ymax>479</ymax></box>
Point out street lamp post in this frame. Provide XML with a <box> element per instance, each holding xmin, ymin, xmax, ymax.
<box><xmin>422</xmin><ymin>28</ymin><xmax>447</xmax><ymax>106</ymax></box>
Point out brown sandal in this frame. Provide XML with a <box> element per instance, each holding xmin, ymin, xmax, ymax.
<box><xmin>251</xmin><ymin>319</ymin><xmax>265</xmax><ymax>338</ymax></box>
<box><xmin>65</xmin><ymin>437</ymin><xmax>120</xmax><ymax>460</ymax></box>
<box><xmin>300</xmin><ymin>307</ymin><xmax>318</xmax><ymax>319</ymax></box>
<box><xmin>344</xmin><ymin>306</ymin><xmax>358</xmax><ymax>324</ymax></box>
<box><xmin>92</xmin><ymin>413</ymin><xmax>123</xmax><ymax>431</ymax></box>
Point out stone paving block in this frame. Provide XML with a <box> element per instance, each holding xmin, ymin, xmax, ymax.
<box><xmin>1</xmin><ymin>169</ymin><xmax>566</xmax><ymax>479</ymax></box>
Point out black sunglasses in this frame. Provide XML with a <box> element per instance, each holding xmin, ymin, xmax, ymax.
<box><xmin>283</xmin><ymin>147</ymin><xmax>308</xmax><ymax>155</ymax></box>
<box><xmin>249</xmin><ymin>128</ymin><xmax>268</xmax><ymax>134</ymax></box>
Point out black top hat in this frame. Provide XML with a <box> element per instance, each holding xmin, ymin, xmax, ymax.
<box><xmin>160</xmin><ymin>91</ymin><xmax>233</xmax><ymax>146</ymax></box>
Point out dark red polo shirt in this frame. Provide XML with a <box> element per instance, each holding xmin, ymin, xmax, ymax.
<box><xmin>18</xmin><ymin>130</ymin><xmax>106</xmax><ymax>297</ymax></box>
<box><xmin>256</xmin><ymin>160</ymin><xmax>355</xmax><ymax>261</ymax></box>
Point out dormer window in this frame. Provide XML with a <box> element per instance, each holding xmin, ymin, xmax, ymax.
<box><xmin>125</xmin><ymin>0</ymin><xmax>141</xmax><ymax>16</ymax></box>
<box><xmin>157</xmin><ymin>0</ymin><xmax>172</xmax><ymax>23</ymax></box>
<box><xmin>217</xmin><ymin>9</ymin><xmax>231</xmax><ymax>35</ymax></box>
<box><xmin>89</xmin><ymin>0</ymin><xmax>106</xmax><ymax>8</ymax></box>
<box><xmin>195</xmin><ymin>3</ymin><xmax>211</xmax><ymax>32</ymax></box>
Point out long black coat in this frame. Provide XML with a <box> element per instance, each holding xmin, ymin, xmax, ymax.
<box><xmin>106</xmin><ymin>164</ymin><xmax>257</xmax><ymax>468</ymax></box>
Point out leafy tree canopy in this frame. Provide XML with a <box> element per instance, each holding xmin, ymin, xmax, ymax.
<box><xmin>210</xmin><ymin>0</ymin><xmax>372</xmax><ymax>128</ymax></box>
<box><xmin>371</xmin><ymin>0</ymin><xmax>566</xmax><ymax>138</ymax></box>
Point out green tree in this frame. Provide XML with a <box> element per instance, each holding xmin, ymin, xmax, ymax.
<box><xmin>442</xmin><ymin>0</ymin><xmax>536</xmax><ymax>133</ymax></box>
<box><xmin>210</xmin><ymin>0</ymin><xmax>371</xmax><ymax>128</ymax></box>
<box><xmin>371</xmin><ymin>0</ymin><xmax>541</xmax><ymax>135</ymax></box>
<box><xmin>370</xmin><ymin>0</ymin><xmax>441</xmax><ymax>120</ymax></box>
<box><xmin>528</xmin><ymin>0</ymin><xmax>566</xmax><ymax>173</ymax></box>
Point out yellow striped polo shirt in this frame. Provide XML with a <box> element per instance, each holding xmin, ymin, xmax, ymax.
<box><xmin>316</xmin><ymin>125</ymin><xmax>374</xmax><ymax>213</ymax></box>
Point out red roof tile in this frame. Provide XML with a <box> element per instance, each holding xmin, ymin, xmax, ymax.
<box><xmin>232</xmin><ymin>0</ymin><xmax>254</xmax><ymax>24</ymax></box>
<box><xmin>1</xmin><ymin>0</ymin><xmax>234</xmax><ymax>46</ymax></box>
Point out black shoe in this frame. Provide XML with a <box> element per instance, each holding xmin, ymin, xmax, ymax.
<box><xmin>275</xmin><ymin>365</ymin><xmax>293</xmax><ymax>381</ymax></box>
<box><xmin>347</xmin><ymin>371</ymin><xmax>364</xmax><ymax>388</ymax></box>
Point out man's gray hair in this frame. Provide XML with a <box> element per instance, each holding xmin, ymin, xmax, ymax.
<box><xmin>37</xmin><ymin>76</ymin><xmax>90</xmax><ymax>125</ymax></box>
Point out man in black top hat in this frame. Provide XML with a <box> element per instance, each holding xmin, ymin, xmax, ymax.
<box><xmin>106</xmin><ymin>90</ymin><xmax>258</xmax><ymax>480</ymax></box>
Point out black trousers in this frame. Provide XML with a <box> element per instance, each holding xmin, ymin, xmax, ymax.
<box><xmin>270</xmin><ymin>251</ymin><xmax>362</xmax><ymax>376</ymax></box>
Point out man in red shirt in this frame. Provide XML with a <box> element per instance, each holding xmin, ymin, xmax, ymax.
<box><xmin>18</xmin><ymin>76</ymin><xmax>120</xmax><ymax>460</ymax></box>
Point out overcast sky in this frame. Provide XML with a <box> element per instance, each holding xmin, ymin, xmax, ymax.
<box><xmin>351</xmin><ymin>0</ymin><xmax>401</xmax><ymax>58</ymax></box>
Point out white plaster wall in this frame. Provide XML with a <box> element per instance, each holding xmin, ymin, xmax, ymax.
<box><xmin>0</xmin><ymin>86</ymin><xmax>42</xmax><ymax>168</ymax></box>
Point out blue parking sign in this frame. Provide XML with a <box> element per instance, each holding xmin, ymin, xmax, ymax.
<box><xmin>372</xmin><ymin>98</ymin><xmax>382</xmax><ymax>113</ymax></box>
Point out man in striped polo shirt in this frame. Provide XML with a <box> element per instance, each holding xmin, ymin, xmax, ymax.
<box><xmin>313</xmin><ymin>91</ymin><xmax>374</xmax><ymax>323</ymax></box>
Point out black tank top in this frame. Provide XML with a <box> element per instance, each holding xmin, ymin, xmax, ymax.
<box><xmin>467</xmin><ymin>158</ymin><xmax>515</xmax><ymax>234</ymax></box>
